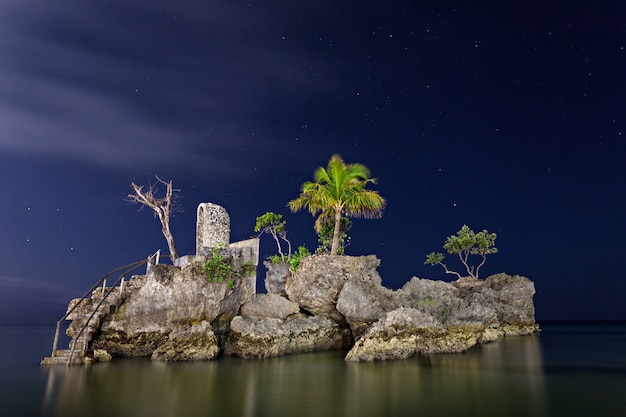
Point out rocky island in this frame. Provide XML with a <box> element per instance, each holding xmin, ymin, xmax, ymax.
<box><xmin>42</xmin><ymin>202</ymin><xmax>538</xmax><ymax>365</ymax></box>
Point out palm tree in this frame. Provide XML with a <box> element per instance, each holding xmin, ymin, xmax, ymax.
<box><xmin>288</xmin><ymin>154</ymin><xmax>386</xmax><ymax>255</ymax></box>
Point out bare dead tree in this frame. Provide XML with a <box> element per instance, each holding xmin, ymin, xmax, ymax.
<box><xmin>127</xmin><ymin>176</ymin><xmax>180</xmax><ymax>261</ymax></box>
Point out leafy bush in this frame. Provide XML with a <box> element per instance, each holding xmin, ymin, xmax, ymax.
<box><xmin>268</xmin><ymin>254</ymin><xmax>283</xmax><ymax>264</ymax></box>
<box><xmin>205</xmin><ymin>247</ymin><xmax>255</xmax><ymax>288</ymax></box>
<box><xmin>288</xmin><ymin>245</ymin><xmax>311</xmax><ymax>272</ymax></box>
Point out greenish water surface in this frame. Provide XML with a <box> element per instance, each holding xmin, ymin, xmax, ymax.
<box><xmin>1</xmin><ymin>323</ymin><xmax>625</xmax><ymax>417</ymax></box>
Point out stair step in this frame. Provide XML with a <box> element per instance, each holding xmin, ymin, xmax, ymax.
<box><xmin>41</xmin><ymin>356</ymin><xmax>84</xmax><ymax>366</ymax></box>
<box><xmin>43</xmin><ymin>275</ymin><xmax>131</xmax><ymax>367</ymax></box>
<box><xmin>70</xmin><ymin>340</ymin><xmax>88</xmax><ymax>350</ymax></box>
<box><xmin>72</xmin><ymin>333</ymin><xmax>92</xmax><ymax>342</ymax></box>
<box><xmin>53</xmin><ymin>349</ymin><xmax>85</xmax><ymax>358</ymax></box>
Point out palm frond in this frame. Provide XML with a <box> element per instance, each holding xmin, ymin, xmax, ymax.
<box><xmin>288</xmin><ymin>154</ymin><xmax>386</xmax><ymax>248</ymax></box>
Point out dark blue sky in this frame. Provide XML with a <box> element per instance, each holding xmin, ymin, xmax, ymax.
<box><xmin>0</xmin><ymin>1</ymin><xmax>624</xmax><ymax>323</ymax></box>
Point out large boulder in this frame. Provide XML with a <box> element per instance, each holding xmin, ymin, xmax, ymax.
<box><xmin>436</xmin><ymin>274</ymin><xmax>539</xmax><ymax>337</ymax></box>
<box><xmin>396</xmin><ymin>277</ymin><xmax>464</xmax><ymax>323</ymax></box>
<box><xmin>151</xmin><ymin>321</ymin><xmax>220</xmax><ymax>361</ymax></box>
<box><xmin>263</xmin><ymin>261</ymin><xmax>291</xmax><ymax>296</ymax></box>
<box><xmin>484</xmin><ymin>274</ymin><xmax>536</xmax><ymax>320</ymax></box>
<box><xmin>345</xmin><ymin>307</ymin><xmax>485</xmax><ymax>361</ymax></box>
<box><xmin>345</xmin><ymin>308</ymin><xmax>441</xmax><ymax>361</ymax></box>
<box><xmin>240</xmin><ymin>294</ymin><xmax>300</xmax><ymax>320</ymax></box>
<box><xmin>225</xmin><ymin>315</ymin><xmax>346</xmax><ymax>359</ymax></box>
<box><xmin>285</xmin><ymin>255</ymin><xmax>381</xmax><ymax>322</ymax></box>
<box><xmin>336</xmin><ymin>278</ymin><xmax>396</xmax><ymax>338</ymax></box>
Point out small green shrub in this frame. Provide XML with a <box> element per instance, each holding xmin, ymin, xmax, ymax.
<box><xmin>268</xmin><ymin>254</ymin><xmax>283</xmax><ymax>264</ymax></box>
<box><xmin>288</xmin><ymin>245</ymin><xmax>311</xmax><ymax>272</ymax></box>
<box><xmin>205</xmin><ymin>247</ymin><xmax>256</xmax><ymax>287</ymax></box>
<box><xmin>240</xmin><ymin>260</ymin><xmax>256</xmax><ymax>276</ymax></box>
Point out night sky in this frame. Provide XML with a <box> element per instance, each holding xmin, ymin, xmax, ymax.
<box><xmin>1</xmin><ymin>1</ymin><xmax>624</xmax><ymax>324</ymax></box>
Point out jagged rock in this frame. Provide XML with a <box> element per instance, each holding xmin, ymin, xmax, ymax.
<box><xmin>336</xmin><ymin>278</ymin><xmax>396</xmax><ymax>338</ymax></box>
<box><xmin>65</xmin><ymin>298</ymin><xmax>96</xmax><ymax>322</ymax></box>
<box><xmin>448</xmin><ymin>273</ymin><xmax>539</xmax><ymax>335</ymax></box>
<box><xmin>345</xmin><ymin>307</ymin><xmax>486</xmax><ymax>361</ymax></box>
<box><xmin>225</xmin><ymin>315</ymin><xmax>346</xmax><ymax>359</ymax></box>
<box><xmin>396</xmin><ymin>277</ymin><xmax>464</xmax><ymax>323</ymax></box>
<box><xmin>285</xmin><ymin>255</ymin><xmax>382</xmax><ymax>322</ymax></box>
<box><xmin>483</xmin><ymin>273</ymin><xmax>537</xmax><ymax>325</ymax></box>
<box><xmin>339</xmin><ymin>273</ymin><xmax>538</xmax><ymax>339</ymax></box>
<box><xmin>449</xmin><ymin>294</ymin><xmax>499</xmax><ymax>327</ymax></box>
<box><xmin>240</xmin><ymin>294</ymin><xmax>300</xmax><ymax>319</ymax></box>
<box><xmin>263</xmin><ymin>261</ymin><xmax>291</xmax><ymax>295</ymax></box>
<box><xmin>498</xmin><ymin>323</ymin><xmax>540</xmax><ymax>336</ymax></box>
<box><xmin>115</xmin><ymin>263</ymin><xmax>236</xmax><ymax>333</ymax></box>
<box><xmin>93</xmin><ymin>349</ymin><xmax>112</xmax><ymax>362</ymax></box>
<box><xmin>94</xmin><ymin>251</ymin><xmax>256</xmax><ymax>358</ymax></box>
<box><xmin>68</xmin><ymin>247</ymin><xmax>538</xmax><ymax>364</ymax></box>
<box><xmin>93</xmin><ymin>328</ymin><xmax>165</xmax><ymax>357</ymax></box>
<box><xmin>151</xmin><ymin>321</ymin><xmax>220</xmax><ymax>361</ymax></box>
<box><xmin>345</xmin><ymin>308</ymin><xmax>442</xmax><ymax>361</ymax></box>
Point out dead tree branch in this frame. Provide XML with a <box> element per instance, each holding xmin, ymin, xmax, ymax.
<box><xmin>127</xmin><ymin>176</ymin><xmax>179</xmax><ymax>261</ymax></box>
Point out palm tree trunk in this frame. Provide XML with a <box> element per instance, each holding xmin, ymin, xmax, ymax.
<box><xmin>330</xmin><ymin>208</ymin><xmax>342</xmax><ymax>255</ymax></box>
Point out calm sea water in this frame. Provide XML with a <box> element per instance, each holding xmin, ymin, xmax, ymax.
<box><xmin>0</xmin><ymin>322</ymin><xmax>624</xmax><ymax>417</ymax></box>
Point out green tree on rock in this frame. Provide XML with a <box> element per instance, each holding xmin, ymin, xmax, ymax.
<box><xmin>425</xmin><ymin>225</ymin><xmax>498</xmax><ymax>280</ymax></box>
<box><xmin>254</xmin><ymin>212</ymin><xmax>292</xmax><ymax>261</ymax></box>
<box><xmin>288</xmin><ymin>154</ymin><xmax>385</xmax><ymax>256</ymax></box>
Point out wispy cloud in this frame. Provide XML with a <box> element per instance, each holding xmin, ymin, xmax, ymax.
<box><xmin>0</xmin><ymin>275</ymin><xmax>77</xmax><ymax>324</ymax></box>
<box><xmin>0</xmin><ymin>275</ymin><xmax>76</xmax><ymax>302</ymax></box>
<box><xmin>0</xmin><ymin>0</ymin><xmax>336</xmax><ymax>176</ymax></box>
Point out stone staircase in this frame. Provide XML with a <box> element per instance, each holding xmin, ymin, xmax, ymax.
<box><xmin>40</xmin><ymin>287</ymin><xmax>124</xmax><ymax>366</ymax></box>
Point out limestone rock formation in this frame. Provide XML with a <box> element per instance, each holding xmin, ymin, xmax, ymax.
<box><xmin>70</xmin><ymin>251</ymin><xmax>537</xmax><ymax>363</ymax></box>
<box><xmin>335</xmin><ymin>277</ymin><xmax>396</xmax><ymax>338</ymax></box>
<box><xmin>240</xmin><ymin>294</ymin><xmax>300</xmax><ymax>320</ymax></box>
<box><xmin>92</xmin><ymin>349</ymin><xmax>112</xmax><ymax>363</ymax></box>
<box><xmin>396</xmin><ymin>277</ymin><xmax>465</xmax><ymax>323</ymax></box>
<box><xmin>225</xmin><ymin>314</ymin><xmax>346</xmax><ymax>359</ymax></box>
<box><xmin>263</xmin><ymin>261</ymin><xmax>291</xmax><ymax>296</ymax></box>
<box><xmin>342</xmin><ymin>271</ymin><xmax>539</xmax><ymax>361</ymax></box>
<box><xmin>480</xmin><ymin>273</ymin><xmax>538</xmax><ymax>334</ymax></box>
<box><xmin>43</xmin><ymin>200</ymin><xmax>540</xmax><ymax>366</ymax></box>
<box><xmin>93</xmin><ymin>249</ymin><xmax>256</xmax><ymax>358</ymax></box>
<box><xmin>345</xmin><ymin>307</ymin><xmax>486</xmax><ymax>362</ymax></box>
<box><xmin>228</xmin><ymin>256</ymin><xmax>538</xmax><ymax>362</ymax></box>
<box><xmin>151</xmin><ymin>321</ymin><xmax>220</xmax><ymax>361</ymax></box>
<box><xmin>345</xmin><ymin>308</ymin><xmax>438</xmax><ymax>361</ymax></box>
<box><xmin>284</xmin><ymin>254</ymin><xmax>382</xmax><ymax>322</ymax></box>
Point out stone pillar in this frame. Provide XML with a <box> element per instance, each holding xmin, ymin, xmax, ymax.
<box><xmin>196</xmin><ymin>203</ymin><xmax>230</xmax><ymax>255</ymax></box>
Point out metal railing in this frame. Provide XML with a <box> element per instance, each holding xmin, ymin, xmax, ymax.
<box><xmin>50</xmin><ymin>250</ymin><xmax>165</xmax><ymax>365</ymax></box>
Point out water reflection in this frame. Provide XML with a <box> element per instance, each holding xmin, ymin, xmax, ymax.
<box><xmin>344</xmin><ymin>334</ymin><xmax>549</xmax><ymax>417</ymax></box>
<box><xmin>41</xmin><ymin>335</ymin><xmax>548</xmax><ymax>417</ymax></box>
